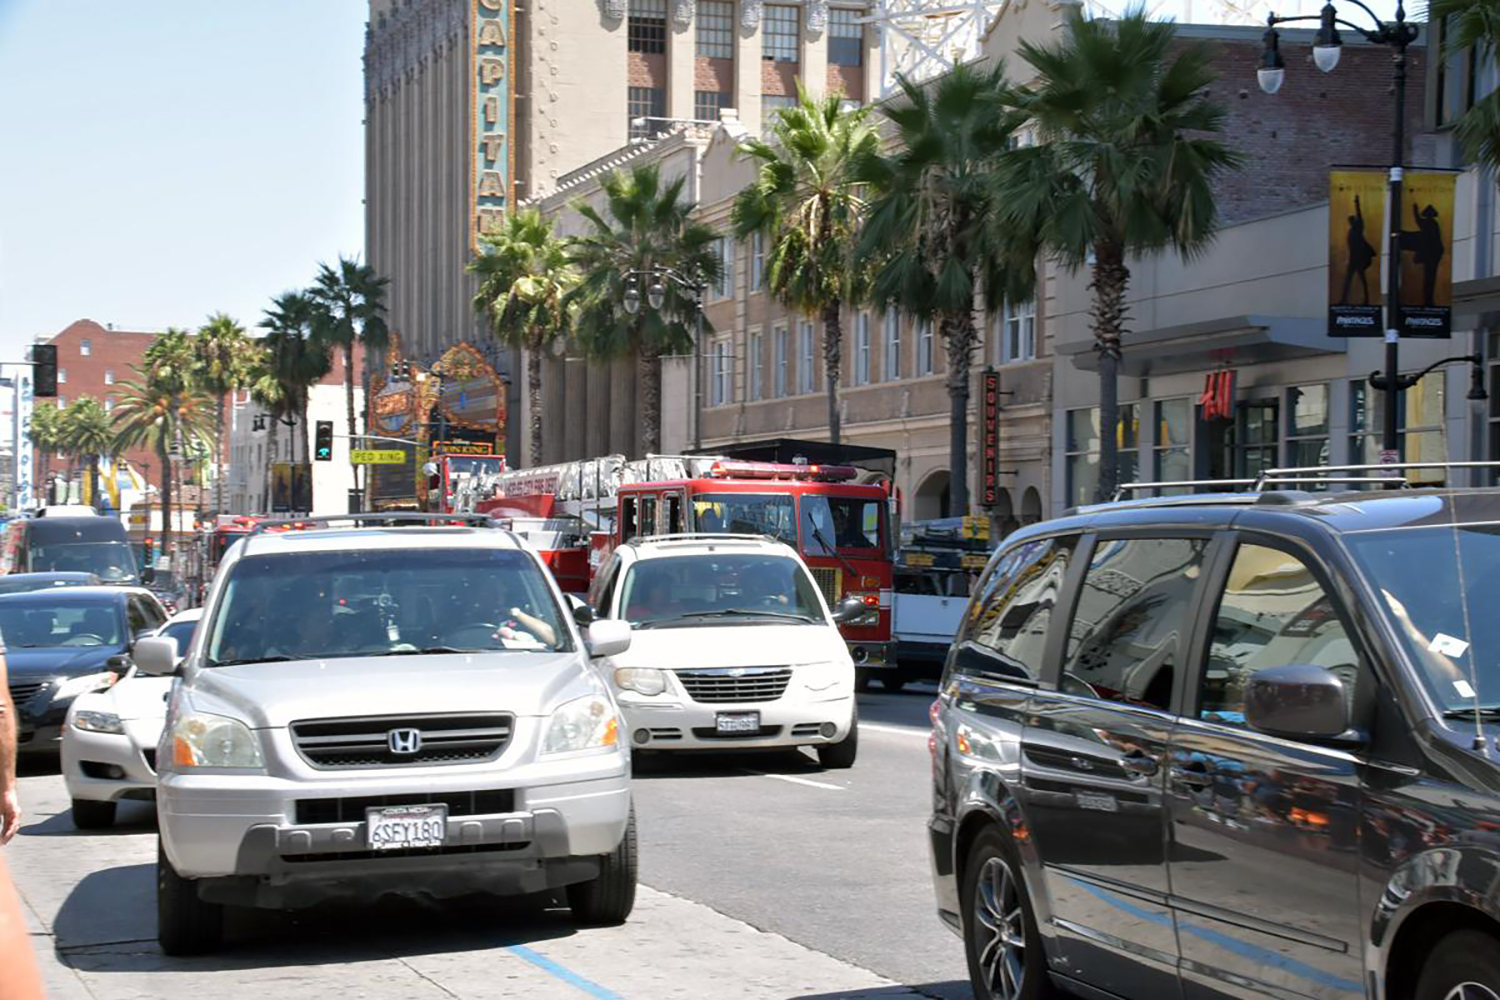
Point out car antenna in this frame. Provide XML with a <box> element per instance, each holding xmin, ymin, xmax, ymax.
<box><xmin>1445</xmin><ymin>501</ymin><xmax>1490</xmax><ymax>754</ymax></box>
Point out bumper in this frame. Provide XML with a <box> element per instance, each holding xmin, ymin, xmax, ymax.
<box><xmin>61</xmin><ymin>723</ymin><xmax>157</xmax><ymax>802</ymax></box>
<box><xmin>619</xmin><ymin>692</ymin><xmax>855</xmax><ymax>751</ymax></box>
<box><xmin>847</xmin><ymin>641</ymin><xmax>893</xmax><ymax>669</ymax></box>
<box><xmin>929</xmin><ymin>814</ymin><xmax>962</xmax><ymax>937</ymax></box>
<box><xmin>158</xmin><ymin>758</ymin><xmax>631</xmax><ymax>888</ymax></box>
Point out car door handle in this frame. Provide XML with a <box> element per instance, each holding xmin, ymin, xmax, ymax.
<box><xmin>1171</xmin><ymin>760</ymin><xmax>1214</xmax><ymax>789</ymax></box>
<box><xmin>1119</xmin><ymin>753</ymin><xmax>1159</xmax><ymax>778</ymax></box>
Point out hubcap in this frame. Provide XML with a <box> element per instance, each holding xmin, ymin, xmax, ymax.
<box><xmin>1446</xmin><ymin>986</ymin><xmax>1500</xmax><ymax>1000</ymax></box>
<box><xmin>973</xmin><ymin>856</ymin><xmax>1027</xmax><ymax>1000</ymax></box>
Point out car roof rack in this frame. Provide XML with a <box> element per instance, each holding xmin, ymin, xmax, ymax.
<box><xmin>248</xmin><ymin>512</ymin><xmax>501</xmax><ymax>535</ymax></box>
<box><xmin>1114</xmin><ymin>461</ymin><xmax>1500</xmax><ymax>504</ymax></box>
<box><xmin>1251</xmin><ymin>461</ymin><xmax>1500</xmax><ymax>488</ymax></box>
<box><xmin>1113</xmin><ymin>479</ymin><xmax>1256</xmax><ymax>500</ymax></box>
<box><xmin>627</xmin><ymin>532</ymin><xmax>785</xmax><ymax>547</ymax></box>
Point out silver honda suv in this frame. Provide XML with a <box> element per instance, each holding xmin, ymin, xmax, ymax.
<box><xmin>136</xmin><ymin>515</ymin><xmax>636</xmax><ymax>955</ymax></box>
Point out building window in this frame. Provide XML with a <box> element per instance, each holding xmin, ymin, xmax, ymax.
<box><xmin>999</xmin><ymin>300</ymin><xmax>1036</xmax><ymax>364</ymax></box>
<box><xmin>57</xmin><ymin>368</ymin><xmax>66</xmax><ymax>384</ymax></box>
<box><xmin>695</xmin><ymin>90</ymin><xmax>730</xmax><ymax>123</ymax></box>
<box><xmin>697</xmin><ymin>1</ymin><xmax>734</xmax><ymax>58</ymax></box>
<box><xmin>883</xmin><ymin>312</ymin><xmax>901</xmax><ymax>381</ymax></box>
<box><xmin>57</xmin><ymin>396</ymin><xmax>66</xmax><ymax>407</ymax></box>
<box><xmin>750</xmin><ymin>231</ymin><xmax>765</xmax><ymax>291</ymax></box>
<box><xmin>1351</xmin><ymin>374</ymin><xmax>1447</xmax><ymax>484</ymax></box>
<box><xmin>854</xmin><ymin>314</ymin><xmax>871</xmax><ymax>385</ymax></box>
<box><xmin>711</xmin><ymin>339</ymin><xmax>734</xmax><ymax>406</ymax></box>
<box><xmin>750</xmin><ymin>331</ymin><xmax>764</xmax><ymax>400</ymax></box>
<box><xmin>1153</xmin><ymin>398</ymin><xmax>1193</xmax><ymax>494</ymax></box>
<box><xmin>104</xmin><ymin>397</ymin><xmax>115</xmax><ymax>413</ymax></box>
<box><xmin>104</xmin><ymin>369</ymin><xmax>115</xmax><ymax>385</ymax></box>
<box><xmin>917</xmin><ymin>319</ymin><xmax>934</xmax><ymax>375</ymax></box>
<box><xmin>79</xmin><ymin>338</ymin><xmax>91</xmax><ymax>356</ymax></box>
<box><xmin>1066</xmin><ymin>404</ymin><xmax>1139</xmax><ymax>507</ymax></box>
<box><xmin>774</xmin><ymin>326</ymin><xmax>789</xmax><ymax>398</ymax></box>
<box><xmin>628</xmin><ymin>86</ymin><xmax>666</xmax><ymax>139</ymax></box>
<box><xmin>1286</xmin><ymin>383</ymin><xmax>1331</xmax><ymax>472</ymax></box>
<box><xmin>828</xmin><ymin>8</ymin><xmax>863</xmax><ymax>67</ymax></box>
<box><xmin>627</xmin><ymin>0</ymin><xmax>667</xmax><ymax>53</ymax></box>
<box><xmin>763</xmin><ymin>5</ymin><xmax>799</xmax><ymax>62</ymax></box>
<box><xmin>708</xmin><ymin>237</ymin><xmax>735</xmax><ymax>300</ymax></box>
<box><xmin>761</xmin><ymin>94</ymin><xmax>798</xmax><ymax>120</ymax></box>
<box><xmin>799</xmin><ymin>320</ymin><xmax>816</xmax><ymax>394</ymax></box>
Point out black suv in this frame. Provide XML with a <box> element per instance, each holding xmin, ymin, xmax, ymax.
<box><xmin>929</xmin><ymin>487</ymin><xmax>1500</xmax><ymax>1000</ymax></box>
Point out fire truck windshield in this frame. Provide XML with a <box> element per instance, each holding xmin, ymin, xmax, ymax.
<box><xmin>801</xmin><ymin>496</ymin><xmax>885</xmax><ymax>554</ymax></box>
<box><xmin>447</xmin><ymin>456</ymin><xmax>504</xmax><ymax>481</ymax></box>
<box><xmin>691</xmin><ymin>494</ymin><xmax>796</xmax><ymax>544</ymax></box>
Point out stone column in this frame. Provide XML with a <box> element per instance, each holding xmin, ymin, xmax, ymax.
<box><xmin>801</xmin><ymin>8</ymin><xmax>828</xmax><ymax>100</ymax></box>
<box><xmin>735</xmin><ymin>15</ymin><xmax>761</xmax><ymax>132</ymax></box>
<box><xmin>669</xmin><ymin>2</ymin><xmax>696</xmax><ymax>121</ymax></box>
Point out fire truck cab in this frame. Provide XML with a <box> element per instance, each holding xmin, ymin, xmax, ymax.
<box><xmin>421</xmin><ymin>451</ymin><xmax>507</xmax><ymax>514</ymax></box>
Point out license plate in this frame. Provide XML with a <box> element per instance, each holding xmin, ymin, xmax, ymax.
<box><xmin>1075</xmin><ymin>791</ymin><xmax>1119</xmax><ymax>813</ymax></box>
<box><xmin>365</xmin><ymin>805</ymin><xmax>447</xmax><ymax>850</ymax></box>
<box><xmin>715</xmin><ymin>711</ymin><xmax>761</xmax><ymax>734</ymax></box>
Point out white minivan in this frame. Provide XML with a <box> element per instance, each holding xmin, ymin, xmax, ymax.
<box><xmin>588</xmin><ymin>534</ymin><xmax>861</xmax><ymax>768</ymax></box>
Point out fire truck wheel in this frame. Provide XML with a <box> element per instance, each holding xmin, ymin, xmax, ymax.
<box><xmin>879</xmin><ymin>675</ymin><xmax>908</xmax><ymax>693</ymax></box>
<box><xmin>855</xmin><ymin>669</ymin><xmax>873</xmax><ymax>693</ymax></box>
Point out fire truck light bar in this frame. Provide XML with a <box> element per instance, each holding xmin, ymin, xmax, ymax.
<box><xmin>707</xmin><ymin>461</ymin><xmax>858</xmax><ymax>483</ymax></box>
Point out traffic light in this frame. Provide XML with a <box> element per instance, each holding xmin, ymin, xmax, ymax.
<box><xmin>31</xmin><ymin>344</ymin><xmax>57</xmax><ymax>398</ymax></box>
<box><xmin>314</xmin><ymin>421</ymin><xmax>334</xmax><ymax>461</ymax></box>
<box><xmin>142</xmin><ymin>536</ymin><xmax>154</xmax><ymax>567</ymax></box>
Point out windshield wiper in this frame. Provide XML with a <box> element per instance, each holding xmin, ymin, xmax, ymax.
<box><xmin>1442</xmin><ymin>705</ymin><xmax>1500</xmax><ymax>721</ymax></box>
<box><xmin>370</xmin><ymin>646</ymin><xmax>490</xmax><ymax>656</ymax></box>
<box><xmin>674</xmin><ymin>609</ymin><xmax>818</xmax><ymax>623</ymax></box>
<box><xmin>808</xmin><ymin>523</ymin><xmax>861</xmax><ymax>580</ymax></box>
<box><xmin>209</xmin><ymin>655</ymin><xmax>296</xmax><ymax>667</ymax></box>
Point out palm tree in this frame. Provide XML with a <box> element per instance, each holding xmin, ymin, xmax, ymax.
<box><xmin>994</xmin><ymin>11</ymin><xmax>1239</xmax><ymax>501</ymax></box>
<box><xmin>1432</xmin><ymin>0</ymin><xmax>1500</xmax><ymax>171</ymax></box>
<box><xmin>858</xmin><ymin>62</ymin><xmax>1033</xmax><ymax>516</ymax></box>
<box><xmin>193</xmin><ymin>313</ymin><xmax>254</xmax><ymax>516</ymax></box>
<box><xmin>308</xmin><ymin>257</ymin><xmax>389</xmax><ymax>487</ymax></box>
<box><xmin>566</xmin><ymin>163</ymin><xmax>722</xmax><ymax>455</ymax></box>
<box><xmin>58</xmin><ymin>398</ymin><xmax>115</xmax><ymax>511</ymax></box>
<box><xmin>470</xmin><ymin>208</ymin><xmax>577</xmax><ymax>467</ymax></box>
<box><xmin>259</xmin><ymin>292</ymin><xmax>333</xmax><ymax>506</ymax></box>
<box><xmin>111</xmin><ymin>372</ymin><xmax>214</xmax><ymax>573</ymax></box>
<box><xmin>27</xmin><ymin>402</ymin><xmax>62</xmax><ymax>505</ymax></box>
<box><xmin>732</xmin><ymin>86</ymin><xmax>879</xmax><ymax>447</ymax></box>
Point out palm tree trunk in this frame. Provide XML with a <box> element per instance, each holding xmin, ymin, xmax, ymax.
<box><xmin>638</xmin><ymin>345</ymin><xmax>661</xmax><ymax>456</ymax></box>
<box><xmin>344</xmin><ymin>344</ymin><xmax>358</xmax><ymax>495</ymax></box>
<box><xmin>1091</xmin><ymin>249</ymin><xmax>1130</xmax><ymax>503</ymax></box>
<box><xmin>87</xmin><ymin>459</ymin><xmax>98</xmax><ymax>513</ymax></box>
<box><xmin>262</xmin><ymin>418</ymin><xmax>277</xmax><ymax>512</ymax></box>
<box><xmin>942</xmin><ymin>309</ymin><xmax>980</xmax><ymax>517</ymax></box>
<box><xmin>527</xmin><ymin>336</ymin><xmax>544</xmax><ymax>467</ymax></box>
<box><xmin>215</xmin><ymin>391</ymin><xmax>226</xmax><ymax>516</ymax></box>
<box><xmin>822</xmin><ymin>302</ymin><xmax>843</xmax><ymax>446</ymax></box>
<box><xmin>158</xmin><ymin>438</ymin><xmax>173</xmax><ymax>578</ymax></box>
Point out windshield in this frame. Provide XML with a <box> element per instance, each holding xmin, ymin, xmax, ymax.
<box><xmin>30</xmin><ymin>541</ymin><xmax>138</xmax><ymax>583</ymax></box>
<box><xmin>618</xmin><ymin>553</ymin><xmax>825</xmax><ymax>627</ymax></box>
<box><xmin>692</xmin><ymin>494</ymin><xmax>796</xmax><ymax>544</ymax></box>
<box><xmin>1345</xmin><ymin>523</ymin><xmax>1500</xmax><ymax>712</ymax></box>
<box><xmin>801</xmin><ymin>495</ymin><xmax>886</xmax><ymax>555</ymax></box>
<box><xmin>205</xmin><ymin>547</ymin><xmax>570</xmax><ymax>665</ymax></box>
<box><xmin>447</xmin><ymin>456</ymin><xmax>504</xmax><ymax>480</ymax></box>
<box><xmin>0</xmin><ymin>600</ymin><xmax>123</xmax><ymax>647</ymax></box>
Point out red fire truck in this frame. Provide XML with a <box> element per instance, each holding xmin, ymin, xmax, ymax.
<box><xmin>468</xmin><ymin>455</ymin><xmax>896</xmax><ymax>677</ymax></box>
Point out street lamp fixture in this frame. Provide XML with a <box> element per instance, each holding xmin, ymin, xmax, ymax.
<box><xmin>1257</xmin><ymin>25</ymin><xmax>1285</xmax><ymax>95</ymax></box>
<box><xmin>620</xmin><ymin>264</ymin><xmax>709</xmax><ymax>450</ymax></box>
<box><xmin>1312</xmin><ymin>3</ymin><xmax>1342</xmax><ymax>73</ymax></box>
<box><xmin>1368</xmin><ymin>354</ymin><xmax>1488</xmax><ymax>406</ymax></box>
<box><xmin>623</xmin><ymin>277</ymin><xmax>641</xmax><ymax>315</ymax></box>
<box><xmin>647</xmin><ymin>280</ymin><xmax>667</xmax><ymax>311</ymax></box>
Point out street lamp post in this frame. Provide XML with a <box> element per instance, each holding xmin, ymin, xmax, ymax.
<box><xmin>622</xmin><ymin>265</ymin><xmax>707</xmax><ymax>452</ymax></box>
<box><xmin>1258</xmin><ymin>1</ymin><xmax>1421</xmax><ymax>467</ymax></box>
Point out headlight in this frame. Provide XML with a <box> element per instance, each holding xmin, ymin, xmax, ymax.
<box><xmin>71</xmin><ymin>711</ymin><xmax>124</xmax><ymax>735</ymax></box>
<box><xmin>170</xmin><ymin>712</ymin><xmax>264</xmax><ymax>769</ymax></box>
<box><xmin>541</xmin><ymin>695</ymin><xmax>620</xmax><ymax>755</ymax></box>
<box><xmin>53</xmin><ymin>672</ymin><xmax>118</xmax><ymax>701</ymax></box>
<box><xmin>614</xmin><ymin>667</ymin><xmax>668</xmax><ymax>696</ymax></box>
<box><xmin>797</xmin><ymin>661</ymin><xmax>845</xmax><ymax>692</ymax></box>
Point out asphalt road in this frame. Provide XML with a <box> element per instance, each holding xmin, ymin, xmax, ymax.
<box><xmin>5</xmin><ymin>681</ymin><xmax>973</xmax><ymax>1000</ymax></box>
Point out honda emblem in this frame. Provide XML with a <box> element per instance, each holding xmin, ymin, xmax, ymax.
<box><xmin>387</xmin><ymin>728</ymin><xmax>422</xmax><ymax>755</ymax></box>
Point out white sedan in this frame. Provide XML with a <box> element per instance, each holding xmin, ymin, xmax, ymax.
<box><xmin>61</xmin><ymin>607</ymin><xmax>200</xmax><ymax>828</ymax></box>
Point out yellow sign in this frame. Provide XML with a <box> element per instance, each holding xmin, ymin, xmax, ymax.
<box><xmin>1398</xmin><ymin>171</ymin><xmax>1456</xmax><ymax>338</ymax></box>
<box><xmin>961</xmin><ymin>554</ymin><xmax>990</xmax><ymax>570</ymax></box>
<box><xmin>351</xmin><ymin>450</ymin><xmax>407</xmax><ymax>465</ymax></box>
<box><xmin>1328</xmin><ymin>169</ymin><xmax>1385</xmax><ymax>337</ymax></box>
<box><xmin>904</xmin><ymin>552</ymin><xmax>936</xmax><ymax>567</ymax></box>
<box><xmin>961</xmin><ymin>515</ymin><xmax>991</xmax><ymax>541</ymax></box>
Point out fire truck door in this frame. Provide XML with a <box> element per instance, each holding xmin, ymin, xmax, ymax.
<box><xmin>665</xmin><ymin>492</ymin><xmax>684</xmax><ymax>534</ymax></box>
<box><xmin>620</xmin><ymin>497</ymin><xmax>638</xmax><ymax>542</ymax></box>
<box><xmin>638</xmin><ymin>494</ymin><xmax>659</xmax><ymax>538</ymax></box>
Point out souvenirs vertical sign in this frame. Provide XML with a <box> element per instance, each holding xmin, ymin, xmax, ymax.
<box><xmin>980</xmin><ymin>370</ymin><xmax>1001</xmax><ymax>507</ymax></box>
<box><xmin>471</xmin><ymin>0</ymin><xmax>513</xmax><ymax>251</ymax></box>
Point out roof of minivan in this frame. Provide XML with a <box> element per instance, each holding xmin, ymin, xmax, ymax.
<box><xmin>624</xmin><ymin>535</ymin><xmax>794</xmax><ymax>560</ymax></box>
<box><xmin>235</xmin><ymin>526</ymin><xmax>525</xmax><ymax>558</ymax></box>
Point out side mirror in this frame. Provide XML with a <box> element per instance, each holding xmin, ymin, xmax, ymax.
<box><xmin>1245</xmin><ymin>664</ymin><xmax>1355</xmax><ymax>742</ymax></box>
<box><xmin>132</xmin><ymin>636</ymin><xmax>179</xmax><ymax>677</ymax></box>
<box><xmin>831</xmin><ymin>595</ymin><xmax>868</xmax><ymax>625</ymax></box>
<box><xmin>141</xmin><ymin>566</ymin><xmax>156</xmax><ymax>585</ymax></box>
<box><xmin>567</xmin><ymin>596</ymin><xmax>597</xmax><ymax>627</ymax></box>
<box><xmin>584</xmin><ymin>619</ymin><xmax>631</xmax><ymax>659</ymax></box>
<box><xmin>105</xmin><ymin>654</ymin><xmax>129</xmax><ymax>672</ymax></box>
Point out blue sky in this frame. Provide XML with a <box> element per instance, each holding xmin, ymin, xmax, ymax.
<box><xmin>0</xmin><ymin>1</ymin><xmax>366</xmax><ymax>355</ymax></box>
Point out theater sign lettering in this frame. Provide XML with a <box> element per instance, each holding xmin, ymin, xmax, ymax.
<box><xmin>472</xmin><ymin>0</ymin><xmax>512</xmax><ymax>249</ymax></box>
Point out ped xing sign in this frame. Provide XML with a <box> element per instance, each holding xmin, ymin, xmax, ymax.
<box><xmin>351</xmin><ymin>449</ymin><xmax>407</xmax><ymax>465</ymax></box>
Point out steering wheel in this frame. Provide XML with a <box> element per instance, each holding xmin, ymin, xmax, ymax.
<box><xmin>449</xmin><ymin>622</ymin><xmax>502</xmax><ymax>646</ymax></box>
<box><xmin>61</xmin><ymin>634</ymin><xmax>105</xmax><ymax>647</ymax></box>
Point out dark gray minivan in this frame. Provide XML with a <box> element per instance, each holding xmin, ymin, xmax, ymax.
<box><xmin>930</xmin><ymin>489</ymin><xmax>1500</xmax><ymax>1000</ymax></box>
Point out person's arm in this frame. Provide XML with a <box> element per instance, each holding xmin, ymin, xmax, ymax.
<box><xmin>0</xmin><ymin>652</ymin><xmax>18</xmax><ymax>844</ymax></box>
<box><xmin>0</xmin><ymin>854</ymin><xmax>43</xmax><ymax>1000</ymax></box>
<box><xmin>509</xmin><ymin>608</ymin><xmax>557</xmax><ymax>648</ymax></box>
<box><xmin>1354</xmin><ymin>194</ymin><xmax>1362</xmax><ymax>218</ymax></box>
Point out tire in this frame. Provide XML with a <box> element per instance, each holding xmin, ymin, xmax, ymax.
<box><xmin>567</xmin><ymin>808</ymin><xmax>637</xmax><ymax>925</ymax></box>
<box><xmin>855</xmin><ymin>669</ymin><xmax>873</xmax><ymax>693</ymax></box>
<box><xmin>157</xmin><ymin>840</ymin><xmax>224</xmax><ymax>956</ymax></box>
<box><xmin>1414</xmin><ymin>928</ymin><xmax>1500</xmax><ymax>1000</ymax></box>
<box><xmin>817</xmin><ymin>708</ymin><xmax>859</xmax><ymax>769</ymax></box>
<box><xmin>961</xmin><ymin>827</ymin><xmax>1054</xmax><ymax>1000</ymax></box>
<box><xmin>879</xmin><ymin>675</ymin><xmax>908</xmax><ymax>693</ymax></box>
<box><xmin>70</xmin><ymin>798</ymin><xmax>116</xmax><ymax>830</ymax></box>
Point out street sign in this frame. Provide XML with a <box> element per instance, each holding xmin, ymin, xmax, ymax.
<box><xmin>351</xmin><ymin>449</ymin><xmax>407</xmax><ymax>465</ymax></box>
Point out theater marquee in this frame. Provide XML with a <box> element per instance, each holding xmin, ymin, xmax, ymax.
<box><xmin>471</xmin><ymin>0</ymin><xmax>513</xmax><ymax>251</ymax></box>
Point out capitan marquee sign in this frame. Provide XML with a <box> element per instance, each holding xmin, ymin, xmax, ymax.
<box><xmin>471</xmin><ymin>0</ymin><xmax>514</xmax><ymax>250</ymax></box>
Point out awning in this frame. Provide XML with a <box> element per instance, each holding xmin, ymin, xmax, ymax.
<box><xmin>1058</xmin><ymin>315</ymin><xmax>1344</xmax><ymax>377</ymax></box>
<box><xmin>1454</xmin><ymin>275</ymin><xmax>1500</xmax><ymax>323</ymax></box>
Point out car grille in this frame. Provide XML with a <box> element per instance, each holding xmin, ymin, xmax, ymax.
<box><xmin>690</xmin><ymin>724</ymin><xmax>785</xmax><ymax>740</ymax></box>
<box><xmin>289</xmin><ymin>714</ymin><xmax>514</xmax><ymax>769</ymax></box>
<box><xmin>809</xmin><ymin>567</ymin><xmax>842</xmax><ymax>608</ymax></box>
<box><xmin>295</xmin><ymin>788</ymin><xmax>516</xmax><ymax>825</ymax></box>
<box><xmin>8</xmin><ymin>681</ymin><xmax>46</xmax><ymax>706</ymax></box>
<box><xmin>675</xmin><ymin>667</ymin><xmax>792</xmax><ymax>703</ymax></box>
<box><xmin>282</xmin><ymin>842</ymin><xmax>530</xmax><ymax>863</ymax></box>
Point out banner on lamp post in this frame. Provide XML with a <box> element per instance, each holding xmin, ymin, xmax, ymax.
<box><xmin>1397</xmin><ymin>170</ymin><xmax>1456</xmax><ymax>339</ymax></box>
<box><xmin>1328</xmin><ymin>169</ymin><xmax>1386</xmax><ymax>338</ymax></box>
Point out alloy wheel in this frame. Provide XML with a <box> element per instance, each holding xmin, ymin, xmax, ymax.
<box><xmin>973</xmin><ymin>855</ymin><xmax>1027</xmax><ymax>1000</ymax></box>
<box><xmin>1446</xmin><ymin>986</ymin><xmax>1500</xmax><ymax>1000</ymax></box>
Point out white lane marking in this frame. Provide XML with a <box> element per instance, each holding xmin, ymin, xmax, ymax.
<box><xmin>742</xmin><ymin>770</ymin><xmax>847</xmax><ymax>790</ymax></box>
<box><xmin>861</xmin><ymin>722</ymin><xmax>931</xmax><ymax>739</ymax></box>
